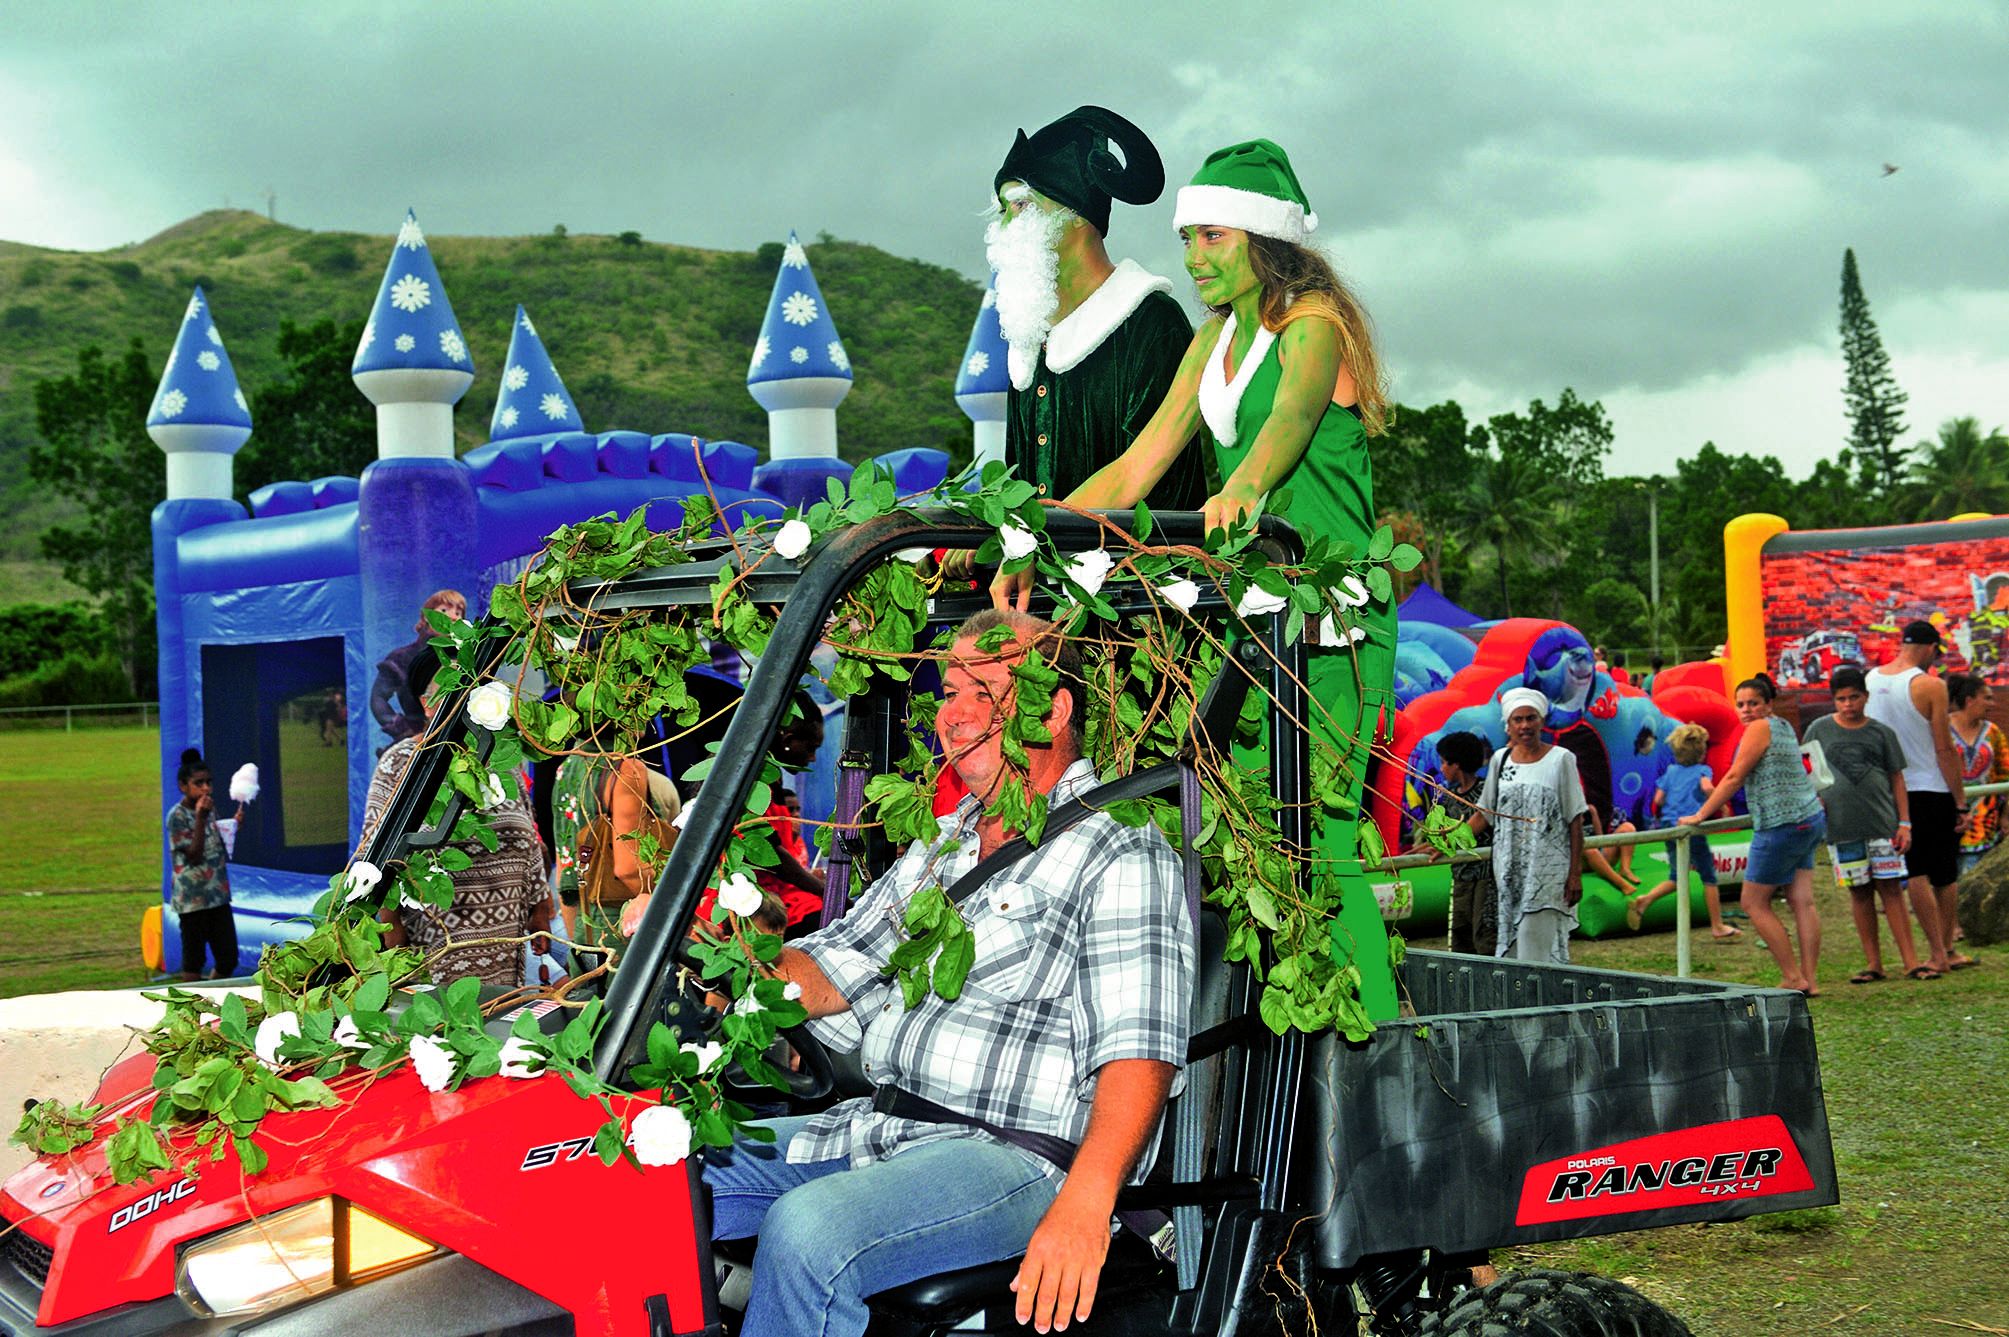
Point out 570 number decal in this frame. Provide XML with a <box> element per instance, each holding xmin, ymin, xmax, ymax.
<box><xmin>519</xmin><ymin>1137</ymin><xmax>597</xmax><ymax>1171</ymax></box>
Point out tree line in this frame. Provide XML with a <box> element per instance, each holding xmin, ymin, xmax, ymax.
<box><xmin>11</xmin><ymin>246</ymin><xmax>1999</xmax><ymax>702</ymax></box>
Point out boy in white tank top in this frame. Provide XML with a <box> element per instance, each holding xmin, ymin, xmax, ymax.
<box><xmin>1863</xmin><ymin>621</ymin><xmax>1972</xmax><ymax>973</ymax></box>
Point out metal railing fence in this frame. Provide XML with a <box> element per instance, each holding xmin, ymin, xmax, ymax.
<box><xmin>0</xmin><ymin>701</ymin><xmax>157</xmax><ymax>732</ymax></box>
<box><xmin>1374</xmin><ymin>780</ymin><xmax>2009</xmax><ymax>979</ymax></box>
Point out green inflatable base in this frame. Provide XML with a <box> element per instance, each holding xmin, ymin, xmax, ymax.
<box><xmin>1381</xmin><ymin>832</ymin><xmax>1753</xmax><ymax>939</ymax></box>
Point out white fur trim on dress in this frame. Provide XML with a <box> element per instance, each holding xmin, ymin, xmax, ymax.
<box><xmin>1196</xmin><ymin>313</ymin><xmax>1278</xmax><ymax>448</ymax></box>
<box><xmin>1174</xmin><ymin>184</ymin><xmax>1316</xmax><ymax>243</ymax></box>
<box><xmin>1042</xmin><ymin>259</ymin><xmax>1175</xmax><ymax>375</ymax></box>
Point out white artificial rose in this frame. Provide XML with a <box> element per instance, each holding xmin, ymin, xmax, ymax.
<box><xmin>773</xmin><ymin>518</ymin><xmax>813</xmax><ymax>560</ymax></box>
<box><xmin>1161</xmin><ymin>578</ymin><xmax>1201</xmax><ymax>612</ymax></box>
<box><xmin>1339</xmin><ymin>575</ymin><xmax>1372</xmax><ymax>607</ymax></box>
<box><xmin>629</xmin><ymin>1103</ymin><xmax>694</xmax><ymax>1168</ymax></box>
<box><xmin>717</xmin><ymin>872</ymin><xmax>763</xmax><ymax>918</ymax></box>
<box><xmin>733</xmin><ymin>992</ymin><xmax>765</xmax><ymax>1016</ymax></box>
<box><xmin>1236</xmin><ymin>585</ymin><xmax>1290</xmax><ymax>618</ymax></box>
<box><xmin>1064</xmin><ymin>548</ymin><xmax>1114</xmax><ymax>596</ymax></box>
<box><xmin>782</xmin><ymin>982</ymin><xmax>803</xmax><ymax>1001</ymax></box>
<box><xmin>477</xmin><ymin>771</ymin><xmax>508</xmax><ymax>810</ymax></box>
<box><xmin>333</xmin><ymin>1016</ymin><xmax>370</xmax><ymax>1052</ymax></box>
<box><xmin>498</xmin><ymin>1035</ymin><xmax>544</xmax><ymax>1079</ymax></box>
<box><xmin>672</xmin><ymin>803</ymin><xmax>695</xmax><ymax>830</ymax></box>
<box><xmin>343</xmin><ymin>860</ymin><xmax>383</xmax><ymax>903</ymax></box>
<box><xmin>253</xmin><ymin>1011</ymin><xmax>301</xmax><ymax>1068</ymax></box>
<box><xmin>552</xmin><ymin>633</ymin><xmax>579</xmax><ymax>657</ymax></box>
<box><xmin>465</xmin><ymin>680</ymin><xmax>514</xmax><ymax>731</ymax></box>
<box><xmin>997</xmin><ymin>522</ymin><xmax>1037</xmax><ymax>561</ymax></box>
<box><xmin>681</xmin><ymin>1040</ymin><xmax>725</xmax><ymax>1072</ymax></box>
<box><xmin>409</xmin><ymin>1035</ymin><xmax>456</xmax><ymax>1092</ymax></box>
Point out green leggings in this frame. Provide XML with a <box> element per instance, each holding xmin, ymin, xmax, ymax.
<box><xmin>1234</xmin><ymin>641</ymin><xmax>1399</xmax><ymax>1021</ymax></box>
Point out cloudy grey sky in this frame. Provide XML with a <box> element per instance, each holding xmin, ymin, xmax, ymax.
<box><xmin>4</xmin><ymin>0</ymin><xmax>2004</xmax><ymax>479</ymax></box>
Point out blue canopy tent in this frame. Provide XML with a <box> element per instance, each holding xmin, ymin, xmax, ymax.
<box><xmin>1398</xmin><ymin>583</ymin><xmax>1481</xmax><ymax>628</ymax></box>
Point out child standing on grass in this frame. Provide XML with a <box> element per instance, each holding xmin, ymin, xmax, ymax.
<box><xmin>166</xmin><ymin>747</ymin><xmax>241</xmax><ymax>981</ymax></box>
<box><xmin>1805</xmin><ymin>667</ymin><xmax>1929</xmax><ymax>982</ymax></box>
<box><xmin>1626</xmin><ymin>723</ymin><xmax>1740</xmax><ymax>938</ymax></box>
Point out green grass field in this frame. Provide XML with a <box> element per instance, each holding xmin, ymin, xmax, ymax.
<box><xmin>4</xmin><ymin>725</ymin><xmax>2004</xmax><ymax>1333</ymax></box>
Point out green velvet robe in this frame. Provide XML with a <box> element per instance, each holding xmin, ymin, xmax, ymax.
<box><xmin>1005</xmin><ymin>288</ymin><xmax>1207</xmax><ymax>511</ymax></box>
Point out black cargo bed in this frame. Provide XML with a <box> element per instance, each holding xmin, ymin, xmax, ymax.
<box><xmin>1306</xmin><ymin>950</ymin><xmax>1838</xmax><ymax>1267</ymax></box>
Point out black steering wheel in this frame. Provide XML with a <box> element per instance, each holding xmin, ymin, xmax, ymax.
<box><xmin>668</xmin><ymin>935</ymin><xmax>837</xmax><ymax>1105</ymax></box>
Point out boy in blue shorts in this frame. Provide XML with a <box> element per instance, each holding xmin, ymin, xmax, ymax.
<box><xmin>1626</xmin><ymin>723</ymin><xmax>1740</xmax><ymax>937</ymax></box>
<box><xmin>1805</xmin><ymin>666</ymin><xmax>1929</xmax><ymax>981</ymax></box>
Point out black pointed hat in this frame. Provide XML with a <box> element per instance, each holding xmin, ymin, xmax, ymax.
<box><xmin>994</xmin><ymin>106</ymin><xmax>1165</xmax><ymax>238</ymax></box>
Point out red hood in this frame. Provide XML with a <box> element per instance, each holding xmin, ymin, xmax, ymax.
<box><xmin>3</xmin><ymin>1060</ymin><xmax>708</xmax><ymax>1334</ymax></box>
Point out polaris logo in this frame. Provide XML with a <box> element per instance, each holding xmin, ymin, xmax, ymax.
<box><xmin>109</xmin><ymin>1177</ymin><xmax>196</xmax><ymax>1233</ymax></box>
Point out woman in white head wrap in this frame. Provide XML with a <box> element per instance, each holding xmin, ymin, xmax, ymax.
<box><xmin>1465</xmin><ymin>687</ymin><xmax>1588</xmax><ymax>965</ymax></box>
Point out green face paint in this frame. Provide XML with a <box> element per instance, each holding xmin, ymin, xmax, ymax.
<box><xmin>1181</xmin><ymin>225</ymin><xmax>1259</xmax><ymax>309</ymax></box>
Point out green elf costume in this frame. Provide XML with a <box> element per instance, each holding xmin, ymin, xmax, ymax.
<box><xmin>1175</xmin><ymin>140</ymin><xmax>1399</xmax><ymax>1018</ymax></box>
<box><xmin>992</xmin><ymin>107</ymin><xmax>1207</xmax><ymax>510</ymax></box>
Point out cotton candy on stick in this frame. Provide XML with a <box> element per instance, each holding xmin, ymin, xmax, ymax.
<box><xmin>229</xmin><ymin>763</ymin><xmax>260</xmax><ymax>805</ymax></box>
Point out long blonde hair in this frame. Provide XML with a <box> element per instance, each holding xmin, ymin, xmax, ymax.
<box><xmin>1207</xmin><ymin>235</ymin><xmax>1389</xmax><ymax>437</ymax></box>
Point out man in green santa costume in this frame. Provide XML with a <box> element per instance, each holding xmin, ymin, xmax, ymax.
<box><xmin>987</xmin><ymin>106</ymin><xmax>1207</xmax><ymax>510</ymax></box>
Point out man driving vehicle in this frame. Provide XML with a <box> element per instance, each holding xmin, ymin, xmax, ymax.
<box><xmin>703</xmin><ymin>609</ymin><xmax>1195</xmax><ymax>1335</ymax></box>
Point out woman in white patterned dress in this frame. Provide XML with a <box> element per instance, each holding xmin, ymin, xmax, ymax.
<box><xmin>1467</xmin><ymin>688</ymin><xmax>1588</xmax><ymax>963</ymax></box>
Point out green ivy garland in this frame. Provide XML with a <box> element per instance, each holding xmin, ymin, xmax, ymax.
<box><xmin>15</xmin><ymin>461</ymin><xmax>1456</xmax><ymax>1191</ymax></box>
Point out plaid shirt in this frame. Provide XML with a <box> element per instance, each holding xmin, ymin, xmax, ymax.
<box><xmin>793</xmin><ymin>758</ymin><xmax>1193</xmax><ymax>1185</ymax></box>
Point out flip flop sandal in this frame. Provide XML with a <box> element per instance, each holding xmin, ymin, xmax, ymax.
<box><xmin>1712</xmin><ymin>927</ymin><xmax>1744</xmax><ymax>940</ymax></box>
<box><xmin>1948</xmin><ymin>954</ymin><xmax>1979</xmax><ymax>970</ymax></box>
<box><xmin>1906</xmin><ymin>965</ymin><xmax>1942</xmax><ymax>980</ymax></box>
<box><xmin>1625</xmin><ymin>900</ymin><xmax>1645</xmax><ymax>931</ymax></box>
<box><xmin>1849</xmin><ymin>970</ymin><xmax>1886</xmax><ymax>984</ymax></box>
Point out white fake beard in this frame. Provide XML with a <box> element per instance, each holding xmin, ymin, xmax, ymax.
<box><xmin>984</xmin><ymin>203</ymin><xmax>1067</xmax><ymax>392</ymax></box>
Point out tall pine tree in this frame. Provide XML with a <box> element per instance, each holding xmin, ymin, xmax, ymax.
<box><xmin>1839</xmin><ymin>248</ymin><xmax>1909</xmax><ymax>495</ymax></box>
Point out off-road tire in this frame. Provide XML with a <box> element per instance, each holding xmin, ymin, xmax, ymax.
<box><xmin>1415</xmin><ymin>1269</ymin><xmax>1691</xmax><ymax>1337</ymax></box>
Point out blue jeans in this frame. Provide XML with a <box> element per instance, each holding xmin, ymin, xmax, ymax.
<box><xmin>705</xmin><ymin>1115</ymin><xmax>1059</xmax><ymax>1337</ymax></box>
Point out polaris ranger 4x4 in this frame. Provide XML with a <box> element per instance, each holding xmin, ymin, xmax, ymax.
<box><xmin>0</xmin><ymin>502</ymin><xmax>1836</xmax><ymax>1336</ymax></box>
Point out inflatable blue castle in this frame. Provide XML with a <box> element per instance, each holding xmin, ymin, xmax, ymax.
<box><xmin>147</xmin><ymin>212</ymin><xmax>1009</xmax><ymax>965</ymax></box>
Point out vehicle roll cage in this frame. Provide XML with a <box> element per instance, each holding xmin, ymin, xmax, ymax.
<box><xmin>359</xmin><ymin>508</ymin><xmax>1327</xmax><ymax>1244</ymax></box>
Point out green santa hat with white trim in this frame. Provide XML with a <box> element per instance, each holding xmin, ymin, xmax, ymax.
<box><xmin>1173</xmin><ymin>138</ymin><xmax>1318</xmax><ymax>244</ymax></box>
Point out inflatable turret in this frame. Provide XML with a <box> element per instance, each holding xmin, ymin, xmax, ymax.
<box><xmin>954</xmin><ymin>275</ymin><xmax>1008</xmax><ymax>469</ymax></box>
<box><xmin>746</xmin><ymin>231</ymin><xmax>850</xmax><ymax>459</ymax></box>
<box><xmin>147</xmin><ymin>288</ymin><xmax>252</xmax><ymax>500</ymax></box>
<box><xmin>489</xmin><ymin>305</ymin><xmax>581</xmax><ymax>440</ymax></box>
<box><xmin>351</xmin><ymin>209</ymin><xmax>478</xmax><ymax>745</ymax></box>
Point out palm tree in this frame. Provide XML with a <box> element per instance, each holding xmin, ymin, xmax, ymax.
<box><xmin>1908</xmin><ymin>417</ymin><xmax>2009</xmax><ymax>518</ymax></box>
<box><xmin>1454</xmin><ymin>450</ymin><xmax>1566</xmax><ymax>616</ymax></box>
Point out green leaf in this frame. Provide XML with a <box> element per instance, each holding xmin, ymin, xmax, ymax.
<box><xmin>1367</xmin><ymin>526</ymin><xmax>1395</xmax><ymax>561</ymax></box>
<box><xmin>933</xmin><ymin>928</ymin><xmax>974</xmax><ymax>1001</ymax></box>
<box><xmin>1389</xmin><ymin>543</ymin><xmax>1423</xmax><ymax>573</ymax></box>
<box><xmin>1258</xmin><ymin>985</ymin><xmax>1294</xmax><ymax>1036</ymax></box>
<box><xmin>1245</xmin><ymin>884</ymin><xmax>1282</xmax><ymax>931</ymax></box>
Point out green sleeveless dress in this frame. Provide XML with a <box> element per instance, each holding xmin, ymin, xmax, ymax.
<box><xmin>1209</xmin><ymin>324</ymin><xmax>1399</xmax><ymax>1019</ymax></box>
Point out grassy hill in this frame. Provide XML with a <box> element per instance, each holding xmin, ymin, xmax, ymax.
<box><xmin>0</xmin><ymin>211</ymin><xmax>987</xmax><ymax>561</ymax></box>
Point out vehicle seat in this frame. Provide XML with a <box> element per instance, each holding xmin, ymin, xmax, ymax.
<box><xmin>863</xmin><ymin>907</ymin><xmax>1233</xmax><ymax>1328</ymax></box>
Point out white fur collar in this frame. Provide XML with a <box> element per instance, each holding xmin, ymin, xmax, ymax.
<box><xmin>1037</xmin><ymin>259</ymin><xmax>1175</xmax><ymax>381</ymax></box>
<box><xmin>1197</xmin><ymin>312</ymin><xmax>1277</xmax><ymax>447</ymax></box>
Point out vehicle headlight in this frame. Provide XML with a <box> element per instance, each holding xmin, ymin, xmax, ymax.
<box><xmin>174</xmin><ymin>1198</ymin><xmax>442</xmax><ymax>1318</ymax></box>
